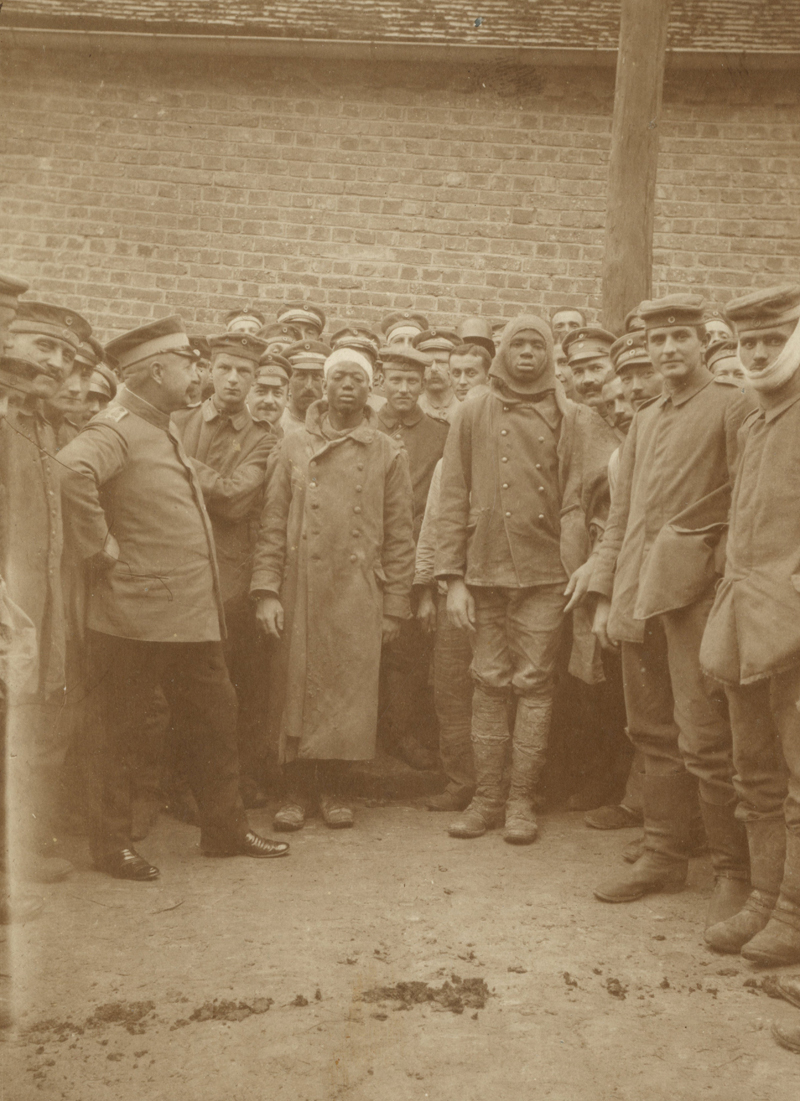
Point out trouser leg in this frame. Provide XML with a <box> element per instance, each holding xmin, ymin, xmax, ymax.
<box><xmin>164</xmin><ymin>642</ymin><xmax>248</xmax><ymax>855</ymax></box>
<box><xmin>223</xmin><ymin>599</ymin><xmax>271</xmax><ymax>799</ymax></box>
<box><xmin>433</xmin><ymin>593</ymin><xmax>474</xmax><ymax>799</ymax></box>
<box><xmin>380</xmin><ymin>615</ymin><xmax>436</xmax><ymax>766</ymax></box>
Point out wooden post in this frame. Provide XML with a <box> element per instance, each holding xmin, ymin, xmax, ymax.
<box><xmin>601</xmin><ymin>0</ymin><xmax>672</xmax><ymax>333</ymax></box>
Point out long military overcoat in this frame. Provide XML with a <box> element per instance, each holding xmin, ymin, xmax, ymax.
<box><xmin>250</xmin><ymin>401</ymin><xmax>415</xmax><ymax>762</ymax></box>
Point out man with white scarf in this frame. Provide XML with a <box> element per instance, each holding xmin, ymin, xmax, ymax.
<box><xmin>701</xmin><ymin>285</ymin><xmax>800</xmax><ymax>967</ymax></box>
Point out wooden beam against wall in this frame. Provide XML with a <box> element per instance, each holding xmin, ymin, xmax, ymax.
<box><xmin>601</xmin><ymin>0</ymin><xmax>672</xmax><ymax>333</ymax></box>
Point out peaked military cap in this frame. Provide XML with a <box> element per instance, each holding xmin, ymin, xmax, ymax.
<box><xmin>276</xmin><ymin>302</ymin><xmax>326</xmax><ymax>333</ymax></box>
<box><xmin>623</xmin><ymin>305</ymin><xmax>646</xmax><ymax>333</ymax></box>
<box><xmin>188</xmin><ymin>334</ymin><xmax>211</xmax><ymax>361</ymax></box>
<box><xmin>330</xmin><ymin>322</ymin><xmax>382</xmax><ymax>364</ymax></box>
<box><xmin>458</xmin><ymin>316</ymin><xmax>495</xmax><ymax>356</ymax></box>
<box><xmin>725</xmin><ymin>285</ymin><xmax>800</xmax><ymax>332</ymax></box>
<box><xmin>610</xmin><ymin>331</ymin><xmax>651</xmax><ymax>374</ymax></box>
<box><xmin>381</xmin><ymin>310</ymin><xmax>429</xmax><ymax>341</ymax></box>
<box><xmin>706</xmin><ymin>340</ymin><xmax>741</xmax><ymax>370</ymax></box>
<box><xmin>283</xmin><ymin>339</ymin><xmax>330</xmax><ymax>370</ymax></box>
<box><xmin>105</xmin><ymin>316</ymin><xmax>194</xmax><ymax>374</ymax></box>
<box><xmin>638</xmin><ymin>294</ymin><xmax>706</xmax><ymax>331</ymax></box>
<box><xmin>0</xmin><ymin>272</ymin><xmax>29</xmax><ymax>311</ymax></box>
<box><xmin>9</xmin><ymin>301</ymin><xmax>92</xmax><ymax>349</ymax></box>
<box><xmin>256</xmin><ymin>351</ymin><xmax>291</xmax><ymax>383</ymax></box>
<box><xmin>88</xmin><ymin>363</ymin><xmax>118</xmax><ymax>401</ymax></box>
<box><xmin>259</xmin><ymin>321</ymin><xmax>300</xmax><ymax>347</ymax></box>
<box><xmin>74</xmin><ymin>335</ymin><xmax>105</xmax><ymax>371</ymax></box>
<box><xmin>413</xmin><ymin>328</ymin><xmax>460</xmax><ymax>353</ymax></box>
<box><xmin>379</xmin><ymin>345</ymin><xmax>432</xmax><ymax>374</ymax></box>
<box><xmin>224</xmin><ymin>307</ymin><xmax>266</xmax><ymax>332</ymax></box>
<box><xmin>562</xmin><ymin>327</ymin><xmax>615</xmax><ymax>364</ymax></box>
<box><xmin>208</xmin><ymin>332</ymin><xmax>268</xmax><ymax>364</ymax></box>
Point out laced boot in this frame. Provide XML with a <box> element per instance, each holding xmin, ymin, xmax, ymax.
<box><xmin>449</xmin><ymin>687</ymin><xmax>508</xmax><ymax>839</ymax></box>
<box><xmin>594</xmin><ymin>770</ymin><xmax>693</xmax><ymax>902</ymax></box>
<box><xmin>273</xmin><ymin>760</ymin><xmax>315</xmax><ymax>832</ymax></box>
<box><xmin>699</xmin><ymin>799</ymin><xmax>751</xmax><ymax>929</ymax></box>
<box><xmin>705</xmin><ymin>818</ymin><xmax>785</xmax><ymax>953</ymax></box>
<box><xmin>503</xmin><ymin>694</ymin><xmax>551</xmax><ymax>845</ymax></box>
<box><xmin>742</xmin><ymin>829</ymin><xmax>800</xmax><ymax>966</ymax></box>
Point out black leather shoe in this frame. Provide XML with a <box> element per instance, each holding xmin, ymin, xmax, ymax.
<box><xmin>205</xmin><ymin>831</ymin><xmax>290</xmax><ymax>859</ymax></box>
<box><xmin>95</xmin><ymin>848</ymin><xmax>160</xmax><ymax>881</ymax></box>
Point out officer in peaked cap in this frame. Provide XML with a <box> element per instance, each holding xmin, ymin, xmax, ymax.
<box><xmin>58</xmin><ymin>315</ymin><xmax>289</xmax><ymax>880</ymax></box>
<box><xmin>280</xmin><ymin>339</ymin><xmax>330</xmax><ymax>435</ymax></box>
<box><xmin>381</xmin><ymin>310</ymin><xmax>429</xmax><ymax>348</ymax></box>
<box><xmin>173</xmin><ymin>329</ymin><xmax>276</xmax><ymax>811</ymax></box>
<box><xmin>224</xmin><ymin>307</ymin><xmax>266</xmax><ymax>336</ymax></box>
<box><xmin>1</xmin><ymin>299</ymin><xmax>91</xmax><ymax>885</ymax></box>
<box><xmin>705</xmin><ymin>340</ymin><xmax>746</xmax><ymax>385</ymax></box>
<box><xmin>609</xmin><ymin>330</ymin><xmax>662</xmax><ymax>411</ymax></box>
<box><xmin>276</xmin><ymin>302</ymin><xmax>326</xmax><ymax>341</ymax></box>
<box><xmin>248</xmin><ymin>352</ymin><xmax>291</xmax><ymax>433</ymax></box>
<box><xmin>258</xmin><ymin>321</ymin><xmax>300</xmax><ymax>355</ymax></box>
<box><xmin>457</xmin><ymin>316</ymin><xmax>495</xmax><ymax>358</ymax></box>
<box><xmin>562</xmin><ymin>326</ymin><xmax>616</xmax><ymax>417</ymax></box>
<box><xmin>702</xmin><ymin>304</ymin><xmax>736</xmax><ymax>353</ymax></box>
<box><xmin>85</xmin><ymin>362</ymin><xmax>118</xmax><ymax>420</ymax></box>
<box><xmin>589</xmin><ymin>291</ymin><xmax>756</xmax><ymax>920</ymax></box>
<box><xmin>413</xmin><ymin>328</ymin><xmax>461</xmax><ymax>424</ymax></box>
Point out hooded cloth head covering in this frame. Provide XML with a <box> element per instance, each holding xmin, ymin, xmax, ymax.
<box><xmin>489</xmin><ymin>314</ymin><xmax>555</xmax><ymax>397</ymax></box>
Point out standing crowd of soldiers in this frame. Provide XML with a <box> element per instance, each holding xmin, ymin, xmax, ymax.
<box><xmin>2</xmin><ymin>269</ymin><xmax>800</xmax><ymax>1044</ymax></box>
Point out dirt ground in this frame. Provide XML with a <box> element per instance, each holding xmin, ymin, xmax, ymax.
<box><xmin>2</xmin><ymin>794</ymin><xmax>800</xmax><ymax>1101</ymax></box>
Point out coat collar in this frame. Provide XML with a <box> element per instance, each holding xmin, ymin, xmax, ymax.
<box><xmin>377</xmin><ymin>402</ymin><xmax>424</xmax><ymax>430</ymax></box>
<box><xmin>203</xmin><ymin>395</ymin><xmax>250</xmax><ymax>432</ymax></box>
<box><xmin>658</xmin><ymin>367</ymin><xmax>712</xmax><ymax>408</ymax></box>
<box><xmin>762</xmin><ymin>370</ymin><xmax>800</xmax><ymax>424</ymax></box>
<box><xmin>117</xmin><ymin>385</ymin><xmax>171</xmax><ymax>431</ymax></box>
<box><xmin>305</xmin><ymin>399</ymin><xmax>380</xmax><ymax>448</ymax></box>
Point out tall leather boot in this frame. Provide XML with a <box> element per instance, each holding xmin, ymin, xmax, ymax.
<box><xmin>742</xmin><ymin>828</ymin><xmax>800</xmax><ymax>966</ymax></box>
<box><xmin>594</xmin><ymin>770</ymin><xmax>693</xmax><ymax>902</ymax></box>
<box><xmin>504</xmin><ymin>694</ymin><xmax>551</xmax><ymax>845</ymax></box>
<box><xmin>705</xmin><ymin>817</ymin><xmax>785</xmax><ymax>953</ymax></box>
<box><xmin>449</xmin><ymin>687</ymin><xmax>508</xmax><ymax>839</ymax></box>
<box><xmin>700</xmin><ymin>799</ymin><xmax>751</xmax><ymax>929</ymax></box>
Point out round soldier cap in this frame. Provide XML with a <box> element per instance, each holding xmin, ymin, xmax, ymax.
<box><xmin>0</xmin><ymin>272</ymin><xmax>30</xmax><ymax>311</ymax></box>
<box><xmin>562</xmin><ymin>327</ymin><xmax>616</xmax><ymax>365</ymax></box>
<box><xmin>276</xmin><ymin>302</ymin><xmax>326</xmax><ymax>333</ymax></box>
<box><xmin>283</xmin><ymin>339</ymin><xmax>330</xmax><ymax>370</ymax></box>
<box><xmin>725</xmin><ymin>284</ymin><xmax>800</xmax><ymax>333</ymax></box>
<box><xmin>9</xmin><ymin>301</ymin><xmax>92</xmax><ymax>350</ymax></box>
<box><xmin>610</xmin><ymin>332</ymin><xmax>651</xmax><ymax>374</ymax></box>
<box><xmin>258</xmin><ymin>322</ymin><xmax>300</xmax><ymax>347</ymax></box>
<box><xmin>458</xmin><ymin>316</ymin><xmax>495</xmax><ymax>356</ymax></box>
<box><xmin>706</xmin><ymin>340</ymin><xmax>741</xmax><ymax>371</ymax></box>
<box><xmin>413</xmin><ymin>328</ymin><xmax>460</xmax><ymax>353</ymax></box>
<box><xmin>379</xmin><ymin>345</ymin><xmax>432</xmax><ymax>374</ymax></box>
<box><xmin>88</xmin><ymin>363</ymin><xmax>118</xmax><ymax>401</ymax></box>
<box><xmin>381</xmin><ymin>310</ymin><xmax>429</xmax><ymax>340</ymax></box>
<box><xmin>702</xmin><ymin>304</ymin><xmax>731</xmax><ymax>325</ymax></box>
<box><xmin>74</xmin><ymin>335</ymin><xmax>105</xmax><ymax>371</ymax></box>
<box><xmin>208</xmin><ymin>332</ymin><xmax>268</xmax><ymax>364</ymax></box>
<box><xmin>188</xmin><ymin>335</ymin><xmax>211</xmax><ymax>362</ymax></box>
<box><xmin>638</xmin><ymin>294</ymin><xmax>706</xmax><ymax>331</ymax></box>
<box><xmin>224</xmin><ymin>307</ymin><xmax>266</xmax><ymax>331</ymax></box>
<box><xmin>105</xmin><ymin>316</ymin><xmax>194</xmax><ymax>374</ymax></box>
<box><xmin>330</xmin><ymin>322</ymin><xmax>382</xmax><ymax>364</ymax></box>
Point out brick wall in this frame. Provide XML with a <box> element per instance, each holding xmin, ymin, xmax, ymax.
<box><xmin>1</xmin><ymin>47</ymin><xmax>798</xmax><ymax>340</ymax></box>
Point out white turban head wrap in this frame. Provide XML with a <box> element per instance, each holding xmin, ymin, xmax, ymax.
<box><xmin>323</xmin><ymin>347</ymin><xmax>373</xmax><ymax>385</ymax></box>
<box><xmin>742</xmin><ymin>316</ymin><xmax>800</xmax><ymax>392</ymax></box>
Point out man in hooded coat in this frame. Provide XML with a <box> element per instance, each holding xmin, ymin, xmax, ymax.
<box><xmin>435</xmin><ymin>314</ymin><xmax>617</xmax><ymax>844</ymax></box>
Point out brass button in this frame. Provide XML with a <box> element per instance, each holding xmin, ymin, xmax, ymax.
<box><xmin>538</xmin><ymin>436</ymin><xmax>544</xmax><ymax>443</ymax></box>
<box><xmin>502</xmin><ymin>483</ymin><xmax>509</xmax><ymax>489</ymax></box>
<box><xmin>355</xmin><ymin>485</ymin><xmax>363</xmax><ymax>492</ymax></box>
<box><xmin>538</xmin><ymin>486</ymin><xmax>544</xmax><ymax>492</ymax></box>
<box><xmin>538</xmin><ymin>514</ymin><xmax>545</xmax><ymax>520</ymax></box>
<box><xmin>501</xmin><ymin>429</ymin><xmax>508</xmax><ymax>436</ymax></box>
<box><xmin>501</xmin><ymin>456</ymin><xmax>508</xmax><ymax>462</ymax></box>
<box><xmin>535</xmin><ymin>463</ymin><xmax>542</xmax><ymax>470</ymax></box>
<box><xmin>350</xmin><ymin>554</ymin><xmax>358</xmax><ymax>562</ymax></box>
<box><xmin>354</xmin><ymin>505</ymin><xmax>362</xmax><ymax>513</ymax></box>
<box><xmin>505</xmin><ymin>511</ymin><xmax>511</xmax><ymax>517</ymax></box>
<box><xmin>352</xmin><ymin>530</ymin><xmax>360</xmax><ymax>537</ymax></box>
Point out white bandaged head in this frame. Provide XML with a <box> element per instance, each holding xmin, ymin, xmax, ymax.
<box><xmin>323</xmin><ymin>347</ymin><xmax>373</xmax><ymax>385</ymax></box>
<box><xmin>741</xmin><ymin>316</ymin><xmax>800</xmax><ymax>392</ymax></box>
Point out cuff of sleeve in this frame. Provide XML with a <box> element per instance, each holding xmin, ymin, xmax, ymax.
<box><xmin>383</xmin><ymin>594</ymin><xmax>411</xmax><ymax>620</ymax></box>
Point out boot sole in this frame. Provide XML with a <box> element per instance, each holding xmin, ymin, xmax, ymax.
<box><xmin>449</xmin><ymin>829</ymin><xmax>487</xmax><ymax>839</ymax></box>
<box><xmin>741</xmin><ymin>945</ymin><xmax>800</xmax><ymax>967</ymax></box>
<box><xmin>594</xmin><ymin>880</ymin><xmax>686</xmax><ymax>903</ymax></box>
<box><xmin>503</xmin><ymin>832</ymin><xmax>538</xmax><ymax>845</ymax></box>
